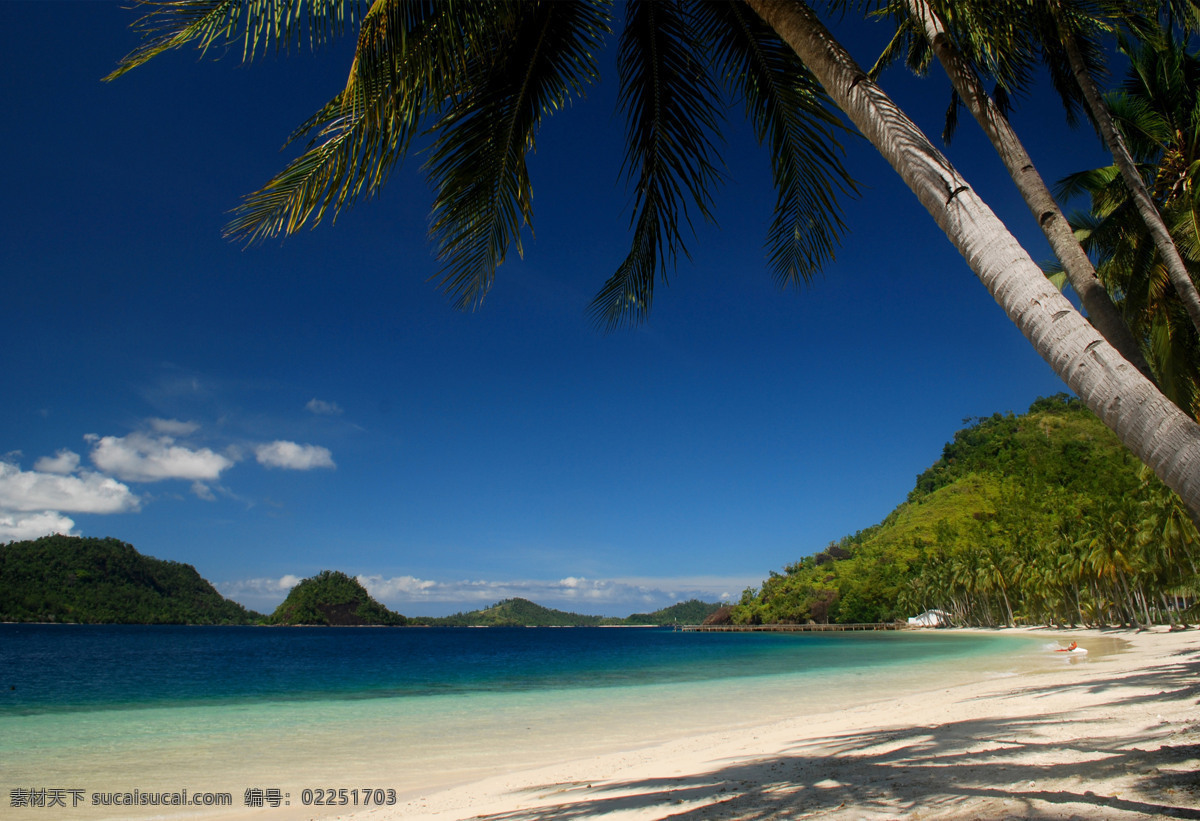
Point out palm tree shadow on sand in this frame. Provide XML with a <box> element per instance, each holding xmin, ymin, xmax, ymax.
<box><xmin>466</xmin><ymin>646</ymin><xmax>1200</xmax><ymax>820</ymax></box>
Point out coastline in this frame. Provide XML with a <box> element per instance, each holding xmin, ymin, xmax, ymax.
<box><xmin>373</xmin><ymin>626</ymin><xmax>1200</xmax><ymax>820</ymax></box>
<box><xmin>5</xmin><ymin>627</ymin><xmax>1197</xmax><ymax>820</ymax></box>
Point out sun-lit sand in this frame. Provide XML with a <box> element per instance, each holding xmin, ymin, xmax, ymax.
<box><xmin>366</xmin><ymin>627</ymin><xmax>1200</xmax><ymax>821</ymax></box>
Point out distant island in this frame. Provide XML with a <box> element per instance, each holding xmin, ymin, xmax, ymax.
<box><xmin>0</xmin><ymin>535</ymin><xmax>261</xmax><ymax>624</ymax></box>
<box><xmin>266</xmin><ymin>569</ymin><xmax>407</xmax><ymax>626</ymax></box>
<box><xmin>0</xmin><ymin>537</ymin><xmax>720</xmax><ymax>627</ymax></box>
<box><xmin>420</xmin><ymin>597</ymin><xmax>721</xmax><ymax>627</ymax></box>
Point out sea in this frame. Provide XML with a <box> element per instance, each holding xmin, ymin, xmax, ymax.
<box><xmin>0</xmin><ymin>624</ymin><xmax>1079</xmax><ymax>820</ymax></box>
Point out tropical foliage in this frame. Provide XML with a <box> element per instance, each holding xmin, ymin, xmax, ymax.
<box><xmin>732</xmin><ymin>395</ymin><xmax>1200</xmax><ymax>627</ymax></box>
<box><xmin>0</xmin><ymin>535</ymin><xmax>261</xmax><ymax>624</ymax></box>
<box><xmin>267</xmin><ymin>569</ymin><xmax>408</xmax><ymax>625</ymax></box>
<box><xmin>1057</xmin><ymin>31</ymin><xmax>1200</xmax><ymax>418</ymax></box>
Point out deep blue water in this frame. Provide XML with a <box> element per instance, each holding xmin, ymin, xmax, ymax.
<box><xmin>0</xmin><ymin>624</ymin><xmax>1031</xmax><ymax>717</ymax></box>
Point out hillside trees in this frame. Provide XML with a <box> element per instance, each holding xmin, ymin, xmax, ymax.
<box><xmin>267</xmin><ymin>570</ymin><xmax>407</xmax><ymax>625</ymax></box>
<box><xmin>0</xmin><ymin>535</ymin><xmax>260</xmax><ymax>624</ymax></box>
<box><xmin>734</xmin><ymin>395</ymin><xmax>1200</xmax><ymax>626</ymax></box>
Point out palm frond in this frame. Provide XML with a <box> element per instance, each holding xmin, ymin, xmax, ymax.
<box><xmin>1108</xmin><ymin>91</ymin><xmax>1172</xmax><ymax>160</ymax></box>
<box><xmin>224</xmin><ymin>0</ymin><xmax>474</xmax><ymax>244</ymax></box>
<box><xmin>930</xmin><ymin>0</ymin><xmax>1037</xmax><ymax>96</ymax></box>
<box><xmin>1055</xmin><ymin>164</ymin><xmax>1124</xmax><ymax>203</ymax></box>
<box><xmin>1033</xmin><ymin>0</ymin><xmax>1116</xmax><ymax>131</ymax></box>
<box><xmin>425</xmin><ymin>0</ymin><xmax>611</xmax><ymax>311</ymax></box>
<box><xmin>1041</xmin><ymin>259</ymin><xmax>1071</xmax><ymax>293</ymax></box>
<box><xmin>867</xmin><ymin>22</ymin><xmax>911</xmax><ymax>81</ymax></box>
<box><xmin>105</xmin><ymin>0</ymin><xmax>362</xmax><ymax>80</ymax></box>
<box><xmin>943</xmin><ymin>88</ymin><xmax>963</xmax><ymax>144</ymax></box>
<box><xmin>590</xmin><ymin>0</ymin><xmax>724</xmax><ymax>329</ymax></box>
<box><xmin>693</xmin><ymin>0</ymin><xmax>857</xmax><ymax>289</ymax></box>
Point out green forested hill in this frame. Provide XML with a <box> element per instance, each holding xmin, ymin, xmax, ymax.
<box><xmin>0</xmin><ymin>535</ymin><xmax>260</xmax><ymax>624</ymax></box>
<box><xmin>622</xmin><ymin>599</ymin><xmax>723</xmax><ymax>625</ymax></box>
<box><xmin>267</xmin><ymin>570</ymin><xmax>407</xmax><ymax>625</ymax></box>
<box><xmin>425</xmin><ymin>597</ymin><xmax>604</xmax><ymax>626</ymax></box>
<box><xmin>732</xmin><ymin>395</ymin><xmax>1199</xmax><ymax>628</ymax></box>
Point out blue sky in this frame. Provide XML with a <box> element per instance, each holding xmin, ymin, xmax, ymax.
<box><xmin>1</xmin><ymin>2</ymin><xmax>1113</xmax><ymax>616</ymax></box>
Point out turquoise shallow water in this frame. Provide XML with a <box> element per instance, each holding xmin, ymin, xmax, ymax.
<box><xmin>0</xmin><ymin>625</ymin><xmax>1045</xmax><ymax>819</ymax></box>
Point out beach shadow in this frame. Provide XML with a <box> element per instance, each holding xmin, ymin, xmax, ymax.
<box><xmin>466</xmin><ymin>649</ymin><xmax>1200</xmax><ymax>820</ymax></box>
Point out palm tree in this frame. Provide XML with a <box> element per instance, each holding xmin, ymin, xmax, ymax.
<box><xmin>1058</xmin><ymin>33</ymin><xmax>1200</xmax><ymax>417</ymax></box>
<box><xmin>871</xmin><ymin>0</ymin><xmax>1153</xmax><ymax>379</ymax></box>
<box><xmin>107</xmin><ymin>0</ymin><xmax>1200</xmax><ymax>517</ymax></box>
<box><xmin>1047</xmin><ymin>1</ymin><xmax>1200</xmax><ymax>337</ymax></box>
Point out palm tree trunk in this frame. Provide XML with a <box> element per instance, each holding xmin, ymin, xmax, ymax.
<box><xmin>904</xmin><ymin>0</ymin><xmax>1154</xmax><ymax>381</ymax></box>
<box><xmin>745</xmin><ymin>0</ymin><xmax>1200</xmax><ymax>520</ymax></box>
<box><xmin>1050</xmin><ymin>2</ymin><xmax>1200</xmax><ymax>337</ymax></box>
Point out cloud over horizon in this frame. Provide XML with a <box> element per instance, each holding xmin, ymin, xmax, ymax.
<box><xmin>354</xmin><ymin>573</ymin><xmax>747</xmax><ymax>617</ymax></box>
<box><xmin>0</xmin><ymin>510</ymin><xmax>78</xmax><ymax>542</ymax></box>
<box><xmin>0</xmin><ymin>458</ymin><xmax>141</xmax><ymax>542</ymax></box>
<box><xmin>0</xmin><ymin>460</ymin><xmax>140</xmax><ymax>514</ymax></box>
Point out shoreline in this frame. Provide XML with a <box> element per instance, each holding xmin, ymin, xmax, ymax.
<box><xmin>372</xmin><ymin>626</ymin><xmax>1199</xmax><ymax>820</ymax></box>
<box><xmin>5</xmin><ymin>627</ymin><xmax>1197</xmax><ymax>820</ymax></box>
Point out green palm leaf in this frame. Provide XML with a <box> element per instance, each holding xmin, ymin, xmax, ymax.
<box><xmin>590</xmin><ymin>0</ymin><xmax>723</xmax><ymax>329</ymax></box>
<box><xmin>105</xmin><ymin>0</ymin><xmax>362</xmax><ymax>81</ymax></box>
<box><xmin>224</xmin><ymin>0</ymin><xmax>479</xmax><ymax>244</ymax></box>
<box><xmin>424</xmin><ymin>0</ymin><xmax>610</xmax><ymax>310</ymax></box>
<box><xmin>694</xmin><ymin>0</ymin><xmax>857</xmax><ymax>289</ymax></box>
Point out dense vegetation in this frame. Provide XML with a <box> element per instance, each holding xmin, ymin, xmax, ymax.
<box><xmin>620</xmin><ymin>599</ymin><xmax>723</xmax><ymax>625</ymax></box>
<box><xmin>0</xmin><ymin>535</ymin><xmax>260</xmax><ymax>624</ymax></box>
<box><xmin>732</xmin><ymin>395</ymin><xmax>1200</xmax><ymax>628</ymax></box>
<box><xmin>267</xmin><ymin>570</ymin><xmax>407</xmax><ymax>626</ymax></box>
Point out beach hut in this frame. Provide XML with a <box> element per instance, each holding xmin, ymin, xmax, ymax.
<box><xmin>907</xmin><ymin>609</ymin><xmax>950</xmax><ymax>628</ymax></box>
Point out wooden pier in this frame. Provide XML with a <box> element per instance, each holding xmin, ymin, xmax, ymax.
<box><xmin>677</xmin><ymin>622</ymin><xmax>907</xmax><ymax>632</ymax></box>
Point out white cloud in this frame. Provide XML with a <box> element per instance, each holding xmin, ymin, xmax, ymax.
<box><xmin>0</xmin><ymin>511</ymin><xmax>77</xmax><ymax>542</ymax></box>
<box><xmin>306</xmin><ymin>399</ymin><xmax>343</xmax><ymax>416</ymax></box>
<box><xmin>214</xmin><ymin>575</ymin><xmax>304</xmax><ymax>612</ymax></box>
<box><xmin>88</xmin><ymin>431</ymin><xmax>234</xmax><ymax>482</ymax></box>
<box><xmin>357</xmin><ymin>574</ymin><xmax>440</xmax><ymax>599</ymax></box>
<box><xmin>254</xmin><ymin>441</ymin><xmax>335</xmax><ymax>470</ymax></box>
<box><xmin>220</xmin><ymin>574</ymin><xmax>303</xmax><ymax>597</ymax></box>
<box><xmin>0</xmin><ymin>461</ymin><xmax>140</xmax><ymax>513</ymax></box>
<box><xmin>149</xmin><ymin>418</ymin><xmax>201</xmax><ymax>436</ymax></box>
<box><xmin>191</xmin><ymin>482</ymin><xmax>216</xmax><ymax>501</ymax></box>
<box><xmin>34</xmin><ymin>449</ymin><xmax>81</xmax><ymax>475</ymax></box>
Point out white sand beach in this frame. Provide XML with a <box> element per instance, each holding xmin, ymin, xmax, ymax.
<box><xmin>363</xmin><ymin>627</ymin><xmax>1200</xmax><ymax>821</ymax></box>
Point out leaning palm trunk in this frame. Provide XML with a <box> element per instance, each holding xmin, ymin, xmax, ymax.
<box><xmin>904</xmin><ymin>0</ymin><xmax>1154</xmax><ymax>381</ymax></box>
<box><xmin>745</xmin><ymin>0</ymin><xmax>1200</xmax><ymax>519</ymax></box>
<box><xmin>1050</xmin><ymin>3</ymin><xmax>1200</xmax><ymax>338</ymax></box>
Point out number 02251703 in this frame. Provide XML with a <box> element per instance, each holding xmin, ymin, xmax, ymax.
<box><xmin>300</xmin><ymin>788</ymin><xmax>397</xmax><ymax>806</ymax></box>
